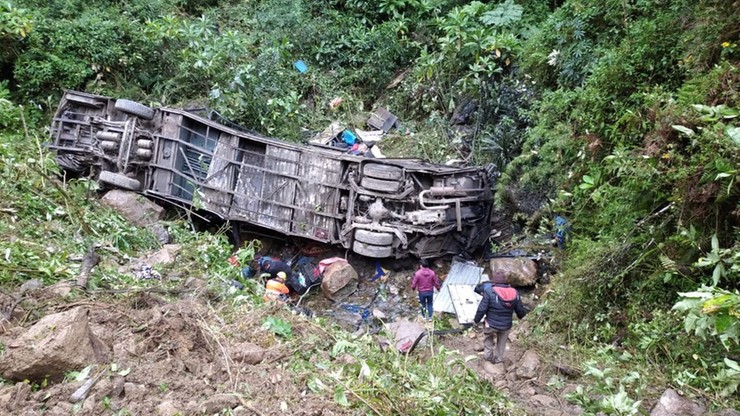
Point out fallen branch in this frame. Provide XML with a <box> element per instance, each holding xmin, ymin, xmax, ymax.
<box><xmin>76</xmin><ymin>246</ymin><xmax>101</xmax><ymax>289</ymax></box>
<box><xmin>85</xmin><ymin>287</ymin><xmax>197</xmax><ymax>295</ymax></box>
<box><xmin>70</xmin><ymin>368</ymin><xmax>107</xmax><ymax>403</ymax></box>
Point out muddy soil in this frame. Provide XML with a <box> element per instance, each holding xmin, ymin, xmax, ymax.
<box><xmin>0</xmin><ymin>293</ymin><xmax>346</xmax><ymax>415</ymax></box>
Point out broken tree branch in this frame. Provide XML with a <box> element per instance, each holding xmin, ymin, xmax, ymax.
<box><xmin>70</xmin><ymin>368</ymin><xmax>107</xmax><ymax>403</ymax></box>
<box><xmin>76</xmin><ymin>247</ymin><xmax>101</xmax><ymax>289</ymax></box>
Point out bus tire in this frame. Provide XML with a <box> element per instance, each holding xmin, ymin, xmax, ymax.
<box><xmin>360</xmin><ymin>176</ymin><xmax>399</xmax><ymax>192</ymax></box>
<box><xmin>99</xmin><ymin>171</ymin><xmax>141</xmax><ymax>191</ymax></box>
<box><xmin>354</xmin><ymin>229</ymin><xmax>394</xmax><ymax>246</ymax></box>
<box><xmin>115</xmin><ymin>99</ymin><xmax>155</xmax><ymax>120</ymax></box>
<box><xmin>363</xmin><ymin>163</ymin><xmax>403</xmax><ymax>180</ymax></box>
<box><xmin>352</xmin><ymin>241</ymin><xmax>392</xmax><ymax>258</ymax></box>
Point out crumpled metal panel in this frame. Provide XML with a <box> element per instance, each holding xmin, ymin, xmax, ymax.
<box><xmin>433</xmin><ymin>260</ymin><xmax>485</xmax><ymax>314</ymax></box>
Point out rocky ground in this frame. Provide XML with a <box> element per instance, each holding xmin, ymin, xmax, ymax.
<box><xmin>0</xmin><ymin>192</ymin><xmax>731</xmax><ymax>416</ymax></box>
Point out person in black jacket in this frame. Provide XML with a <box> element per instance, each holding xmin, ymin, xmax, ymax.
<box><xmin>473</xmin><ymin>271</ymin><xmax>528</xmax><ymax>364</ymax></box>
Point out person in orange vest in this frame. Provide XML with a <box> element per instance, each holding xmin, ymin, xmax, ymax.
<box><xmin>263</xmin><ymin>271</ymin><xmax>290</xmax><ymax>302</ymax></box>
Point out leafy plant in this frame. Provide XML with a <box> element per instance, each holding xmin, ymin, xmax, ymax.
<box><xmin>480</xmin><ymin>0</ymin><xmax>523</xmax><ymax>28</ymax></box>
<box><xmin>262</xmin><ymin>316</ymin><xmax>293</xmax><ymax>338</ymax></box>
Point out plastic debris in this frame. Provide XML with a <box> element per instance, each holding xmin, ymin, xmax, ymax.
<box><xmin>293</xmin><ymin>60</ymin><xmax>308</xmax><ymax>73</ymax></box>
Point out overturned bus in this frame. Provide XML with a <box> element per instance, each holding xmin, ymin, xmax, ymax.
<box><xmin>50</xmin><ymin>90</ymin><xmax>495</xmax><ymax>258</ymax></box>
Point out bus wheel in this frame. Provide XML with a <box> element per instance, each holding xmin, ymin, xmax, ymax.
<box><xmin>98</xmin><ymin>171</ymin><xmax>141</xmax><ymax>191</ymax></box>
<box><xmin>354</xmin><ymin>229</ymin><xmax>394</xmax><ymax>245</ymax></box>
<box><xmin>352</xmin><ymin>241</ymin><xmax>392</xmax><ymax>258</ymax></box>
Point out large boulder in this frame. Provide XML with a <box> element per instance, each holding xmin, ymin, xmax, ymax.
<box><xmin>0</xmin><ymin>307</ymin><xmax>107</xmax><ymax>382</ymax></box>
<box><xmin>650</xmin><ymin>389</ymin><xmax>705</xmax><ymax>416</ymax></box>
<box><xmin>101</xmin><ymin>190</ymin><xmax>164</xmax><ymax>226</ymax></box>
<box><xmin>489</xmin><ymin>257</ymin><xmax>537</xmax><ymax>286</ymax></box>
<box><xmin>320</xmin><ymin>261</ymin><xmax>358</xmax><ymax>301</ymax></box>
<box><xmin>101</xmin><ymin>190</ymin><xmax>169</xmax><ymax>243</ymax></box>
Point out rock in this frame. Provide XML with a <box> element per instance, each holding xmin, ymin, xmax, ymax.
<box><xmin>372</xmin><ymin>309</ymin><xmax>386</xmax><ymax>320</ymax></box>
<box><xmin>709</xmin><ymin>410</ymin><xmax>740</xmax><ymax>416</ymax></box>
<box><xmin>123</xmin><ymin>383</ymin><xmax>146</xmax><ymax>401</ymax></box>
<box><xmin>506</xmin><ymin>371</ymin><xmax>517</xmax><ymax>383</ymax></box>
<box><xmin>198</xmin><ymin>394</ymin><xmax>240</xmax><ymax>414</ymax></box>
<box><xmin>650</xmin><ymin>389</ymin><xmax>705</xmax><ymax>416</ymax></box>
<box><xmin>46</xmin><ymin>281</ymin><xmax>74</xmax><ymax>298</ymax></box>
<box><xmin>101</xmin><ymin>190</ymin><xmax>164</xmax><ymax>227</ymax></box>
<box><xmin>19</xmin><ymin>279</ymin><xmax>43</xmax><ymax>294</ymax></box>
<box><xmin>157</xmin><ymin>400</ymin><xmax>181</xmax><ymax>416</ymax></box>
<box><xmin>7</xmin><ymin>382</ymin><xmax>31</xmax><ymax>411</ymax></box>
<box><xmin>335</xmin><ymin>353</ymin><xmax>358</xmax><ymax>366</ymax></box>
<box><xmin>80</xmin><ymin>393</ymin><xmax>96</xmax><ymax>415</ymax></box>
<box><xmin>482</xmin><ymin>361</ymin><xmax>506</xmax><ymax>376</ymax></box>
<box><xmin>101</xmin><ymin>190</ymin><xmax>168</xmax><ymax>243</ymax></box>
<box><xmin>520</xmin><ymin>385</ymin><xmax>536</xmax><ymax>396</ymax></box>
<box><xmin>109</xmin><ymin>376</ymin><xmax>124</xmax><ymax>398</ymax></box>
<box><xmin>112</xmin><ymin>337</ymin><xmax>136</xmax><ymax>362</ymax></box>
<box><xmin>47</xmin><ymin>403</ymin><xmax>73</xmax><ymax>416</ymax></box>
<box><xmin>0</xmin><ymin>307</ymin><xmax>106</xmax><ymax>382</ymax></box>
<box><xmin>231</xmin><ymin>342</ymin><xmax>265</xmax><ymax>365</ymax></box>
<box><xmin>387</xmin><ymin>319</ymin><xmax>425</xmax><ymax>353</ymax></box>
<box><xmin>321</xmin><ymin>261</ymin><xmax>358</xmax><ymax>301</ymax></box>
<box><xmin>489</xmin><ymin>257</ymin><xmax>537</xmax><ymax>286</ymax></box>
<box><xmin>150</xmin><ymin>223</ymin><xmax>170</xmax><ymax>244</ymax></box>
<box><xmin>532</xmin><ymin>394</ymin><xmax>557</xmax><ymax>407</ymax></box>
<box><xmin>143</xmin><ymin>244</ymin><xmax>181</xmax><ymax>267</ymax></box>
<box><xmin>0</xmin><ymin>390</ymin><xmax>11</xmax><ymax>408</ymax></box>
<box><xmin>515</xmin><ymin>349</ymin><xmax>540</xmax><ymax>379</ymax></box>
<box><xmin>555</xmin><ymin>363</ymin><xmax>581</xmax><ymax>378</ymax></box>
<box><xmin>473</xmin><ymin>344</ymin><xmax>484</xmax><ymax>352</ymax></box>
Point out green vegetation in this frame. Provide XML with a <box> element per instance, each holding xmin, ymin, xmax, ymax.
<box><xmin>0</xmin><ymin>0</ymin><xmax>738</xmax><ymax>412</ymax></box>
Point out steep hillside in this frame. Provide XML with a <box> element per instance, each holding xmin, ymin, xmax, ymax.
<box><xmin>1</xmin><ymin>0</ymin><xmax>738</xmax><ymax>413</ymax></box>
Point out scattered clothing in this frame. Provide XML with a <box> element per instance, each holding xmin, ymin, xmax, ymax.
<box><xmin>134</xmin><ymin>265</ymin><xmax>161</xmax><ymax>280</ymax></box>
<box><xmin>411</xmin><ymin>264</ymin><xmax>441</xmax><ymax>320</ymax></box>
<box><xmin>370</xmin><ymin>260</ymin><xmax>389</xmax><ymax>282</ymax></box>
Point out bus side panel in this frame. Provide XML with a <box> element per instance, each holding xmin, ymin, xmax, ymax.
<box><xmin>201</xmin><ymin>133</ymin><xmax>238</xmax><ymax>217</ymax></box>
<box><xmin>231</xmin><ymin>139</ymin><xmax>266</xmax><ymax>224</ymax></box>
<box><xmin>259</xmin><ymin>146</ymin><xmax>300</xmax><ymax>233</ymax></box>
<box><xmin>290</xmin><ymin>152</ymin><xmax>343</xmax><ymax>242</ymax></box>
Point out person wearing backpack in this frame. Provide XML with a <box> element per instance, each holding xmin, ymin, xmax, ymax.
<box><xmin>473</xmin><ymin>271</ymin><xmax>528</xmax><ymax>364</ymax></box>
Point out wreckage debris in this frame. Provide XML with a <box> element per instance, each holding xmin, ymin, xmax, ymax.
<box><xmin>367</xmin><ymin>107</ymin><xmax>398</xmax><ymax>133</ymax></box>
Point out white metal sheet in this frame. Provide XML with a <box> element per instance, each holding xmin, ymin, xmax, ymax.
<box><xmin>448</xmin><ymin>284</ymin><xmax>482</xmax><ymax>324</ymax></box>
<box><xmin>433</xmin><ymin>260</ymin><xmax>484</xmax><ymax>313</ymax></box>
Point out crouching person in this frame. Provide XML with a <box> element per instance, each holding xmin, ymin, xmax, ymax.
<box><xmin>264</xmin><ymin>271</ymin><xmax>290</xmax><ymax>303</ymax></box>
<box><xmin>473</xmin><ymin>271</ymin><xmax>528</xmax><ymax>364</ymax></box>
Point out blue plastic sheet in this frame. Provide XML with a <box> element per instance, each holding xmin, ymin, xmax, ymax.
<box><xmin>294</xmin><ymin>60</ymin><xmax>308</xmax><ymax>73</ymax></box>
